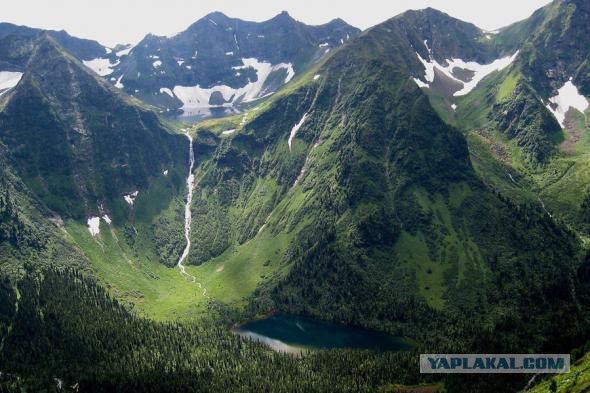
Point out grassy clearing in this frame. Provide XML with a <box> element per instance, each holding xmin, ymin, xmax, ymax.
<box><xmin>66</xmin><ymin>202</ymin><xmax>295</xmax><ymax>320</ymax></box>
<box><xmin>394</xmin><ymin>231</ymin><xmax>445</xmax><ymax>309</ymax></box>
<box><xmin>65</xmin><ymin>161</ymin><xmax>299</xmax><ymax>320</ymax></box>
<box><xmin>495</xmin><ymin>70</ymin><xmax>519</xmax><ymax>101</ymax></box>
<box><xmin>65</xmin><ymin>220</ymin><xmax>208</xmax><ymax>321</ymax></box>
<box><xmin>193</xmin><ymin>228</ymin><xmax>294</xmax><ymax>307</ymax></box>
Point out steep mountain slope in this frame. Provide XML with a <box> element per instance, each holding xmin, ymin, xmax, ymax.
<box><xmin>0</xmin><ymin>35</ymin><xmax>198</xmax><ymax>319</ymax></box>
<box><xmin>501</xmin><ymin>0</ymin><xmax>590</xmax><ymax>98</ymax></box>
<box><xmin>176</xmin><ymin>8</ymin><xmax>588</xmax><ymax>355</ymax></box>
<box><xmin>422</xmin><ymin>0</ymin><xmax>590</xmax><ymax>236</ymax></box>
<box><xmin>0</xmin><ymin>35</ymin><xmax>186</xmax><ymax>221</ymax></box>
<box><xmin>0</xmin><ymin>22</ymin><xmax>111</xmax><ymax>97</ymax></box>
<box><xmin>0</xmin><ymin>22</ymin><xmax>109</xmax><ymax>64</ymax></box>
<box><xmin>0</xmin><ymin>145</ymin><xmax>87</xmax><ymax>278</ymax></box>
<box><xmin>92</xmin><ymin>12</ymin><xmax>359</xmax><ymax>112</ymax></box>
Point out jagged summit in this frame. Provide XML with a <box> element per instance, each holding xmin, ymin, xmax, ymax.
<box><xmin>100</xmin><ymin>9</ymin><xmax>360</xmax><ymax>111</ymax></box>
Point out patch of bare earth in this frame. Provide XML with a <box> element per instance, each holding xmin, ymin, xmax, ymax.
<box><xmin>474</xmin><ymin>129</ymin><xmax>510</xmax><ymax>163</ymax></box>
<box><xmin>430</xmin><ymin>67</ymin><xmax>463</xmax><ymax>98</ymax></box>
<box><xmin>559</xmin><ymin>110</ymin><xmax>580</xmax><ymax>156</ymax></box>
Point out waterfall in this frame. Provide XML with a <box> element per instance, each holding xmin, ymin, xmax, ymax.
<box><xmin>177</xmin><ymin>130</ymin><xmax>197</xmax><ymax>283</ymax></box>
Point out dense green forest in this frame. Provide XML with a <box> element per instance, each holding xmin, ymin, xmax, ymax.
<box><xmin>1</xmin><ymin>0</ymin><xmax>590</xmax><ymax>391</ymax></box>
<box><xmin>5</xmin><ymin>266</ymin><xmax>588</xmax><ymax>393</ymax></box>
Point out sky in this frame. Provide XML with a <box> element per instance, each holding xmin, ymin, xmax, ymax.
<box><xmin>2</xmin><ymin>0</ymin><xmax>552</xmax><ymax>47</ymax></box>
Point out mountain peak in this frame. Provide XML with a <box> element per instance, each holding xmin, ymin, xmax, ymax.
<box><xmin>325</xmin><ymin>17</ymin><xmax>349</xmax><ymax>27</ymax></box>
<box><xmin>203</xmin><ymin>11</ymin><xmax>230</xmax><ymax>21</ymax></box>
<box><xmin>270</xmin><ymin>10</ymin><xmax>296</xmax><ymax>23</ymax></box>
<box><xmin>26</xmin><ymin>33</ymin><xmax>69</xmax><ymax>68</ymax></box>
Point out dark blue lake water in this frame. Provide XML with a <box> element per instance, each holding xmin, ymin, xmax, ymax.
<box><xmin>236</xmin><ymin>314</ymin><xmax>414</xmax><ymax>352</ymax></box>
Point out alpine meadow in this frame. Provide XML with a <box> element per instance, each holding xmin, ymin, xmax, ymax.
<box><xmin>1</xmin><ymin>1</ymin><xmax>590</xmax><ymax>392</ymax></box>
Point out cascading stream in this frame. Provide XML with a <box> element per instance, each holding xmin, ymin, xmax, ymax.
<box><xmin>177</xmin><ymin>129</ymin><xmax>207</xmax><ymax>297</ymax></box>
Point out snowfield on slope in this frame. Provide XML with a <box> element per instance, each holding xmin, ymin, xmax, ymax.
<box><xmin>546</xmin><ymin>78</ymin><xmax>589</xmax><ymax>127</ymax></box>
<box><xmin>83</xmin><ymin>58</ymin><xmax>119</xmax><ymax>76</ymax></box>
<box><xmin>172</xmin><ymin>58</ymin><xmax>294</xmax><ymax>109</ymax></box>
<box><xmin>160</xmin><ymin>87</ymin><xmax>174</xmax><ymax>97</ymax></box>
<box><xmin>288</xmin><ymin>113</ymin><xmax>308</xmax><ymax>152</ymax></box>
<box><xmin>413</xmin><ymin>40</ymin><xmax>518</xmax><ymax>96</ymax></box>
<box><xmin>0</xmin><ymin>71</ymin><xmax>23</xmax><ymax>93</ymax></box>
<box><xmin>116</xmin><ymin>47</ymin><xmax>132</xmax><ymax>57</ymax></box>
<box><xmin>87</xmin><ymin>217</ymin><xmax>101</xmax><ymax>236</ymax></box>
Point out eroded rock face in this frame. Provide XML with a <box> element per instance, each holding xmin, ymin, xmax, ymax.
<box><xmin>103</xmin><ymin>12</ymin><xmax>360</xmax><ymax>111</ymax></box>
<box><xmin>209</xmin><ymin>90</ymin><xmax>231</xmax><ymax>106</ymax></box>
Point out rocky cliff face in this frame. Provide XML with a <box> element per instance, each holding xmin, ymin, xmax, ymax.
<box><xmin>97</xmin><ymin>12</ymin><xmax>359</xmax><ymax>111</ymax></box>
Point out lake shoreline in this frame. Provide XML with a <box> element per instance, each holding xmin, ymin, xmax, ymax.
<box><xmin>232</xmin><ymin>313</ymin><xmax>415</xmax><ymax>355</ymax></box>
<box><xmin>231</xmin><ymin>326</ymin><xmax>309</xmax><ymax>357</ymax></box>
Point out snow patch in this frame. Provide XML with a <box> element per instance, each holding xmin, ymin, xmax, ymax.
<box><xmin>160</xmin><ymin>87</ymin><xmax>174</xmax><ymax>97</ymax></box>
<box><xmin>87</xmin><ymin>217</ymin><xmax>101</xmax><ymax>236</ymax></box>
<box><xmin>114</xmin><ymin>75</ymin><xmax>124</xmax><ymax>89</ymax></box>
<box><xmin>116</xmin><ymin>47</ymin><xmax>132</xmax><ymax>57</ymax></box>
<box><xmin>83</xmin><ymin>58</ymin><xmax>119</xmax><ymax>76</ymax></box>
<box><xmin>177</xmin><ymin>60</ymin><xmax>185</xmax><ymax>66</ymax></box>
<box><xmin>225</xmin><ymin>51</ymin><xmax>234</xmax><ymax>56</ymax></box>
<box><xmin>102</xmin><ymin>215</ymin><xmax>112</xmax><ymax>225</ymax></box>
<box><xmin>423</xmin><ymin>40</ymin><xmax>431</xmax><ymax>55</ymax></box>
<box><xmin>413</xmin><ymin>42</ymin><xmax>518</xmax><ymax>96</ymax></box>
<box><xmin>124</xmin><ymin>191</ymin><xmax>139</xmax><ymax>206</ymax></box>
<box><xmin>313</xmin><ymin>74</ymin><xmax>321</xmax><ymax>80</ymax></box>
<box><xmin>173</xmin><ymin>58</ymin><xmax>295</xmax><ymax>109</ymax></box>
<box><xmin>413</xmin><ymin>78</ymin><xmax>429</xmax><ymax>88</ymax></box>
<box><xmin>209</xmin><ymin>19</ymin><xmax>218</xmax><ymax>26</ymax></box>
<box><xmin>288</xmin><ymin>113</ymin><xmax>308</xmax><ymax>152</ymax></box>
<box><xmin>451</xmin><ymin>103</ymin><xmax>457</xmax><ymax>111</ymax></box>
<box><xmin>319</xmin><ymin>43</ymin><xmax>329</xmax><ymax>47</ymax></box>
<box><xmin>222</xmin><ymin>129</ymin><xmax>236</xmax><ymax>135</ymax></box>
<box><xmin>163</xmin><ymin>169</ymin><xmax>169</xmax><ymax>176</ymax></box>
<box><xmin>0</xmin><ymin>71</ymin><xmax>23</xmax><ymax>93</ymax></box>
<box><xmin>451</xmin><ymin>53</ymin><xmax>519</xmax><ymax>96</ymax></box>
<box><xmin>546</xmin><ymin>79</ymin><xmax>589</xmax><ymax>128</ymax></box>
<box><xmin>152</xmin><ymin>60</ymin><xmax>162</xmax><ymax>68</ymax></box>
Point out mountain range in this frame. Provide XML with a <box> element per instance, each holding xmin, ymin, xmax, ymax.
<box><xmin>82</xmin><ymin>12</ymin><xmax>359</xmax><ymax>114</ymax></box>
<box><xmin>0</xmin><ymin>1</ymin><xmax>589</xmax><ymax>392</ymax></box>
